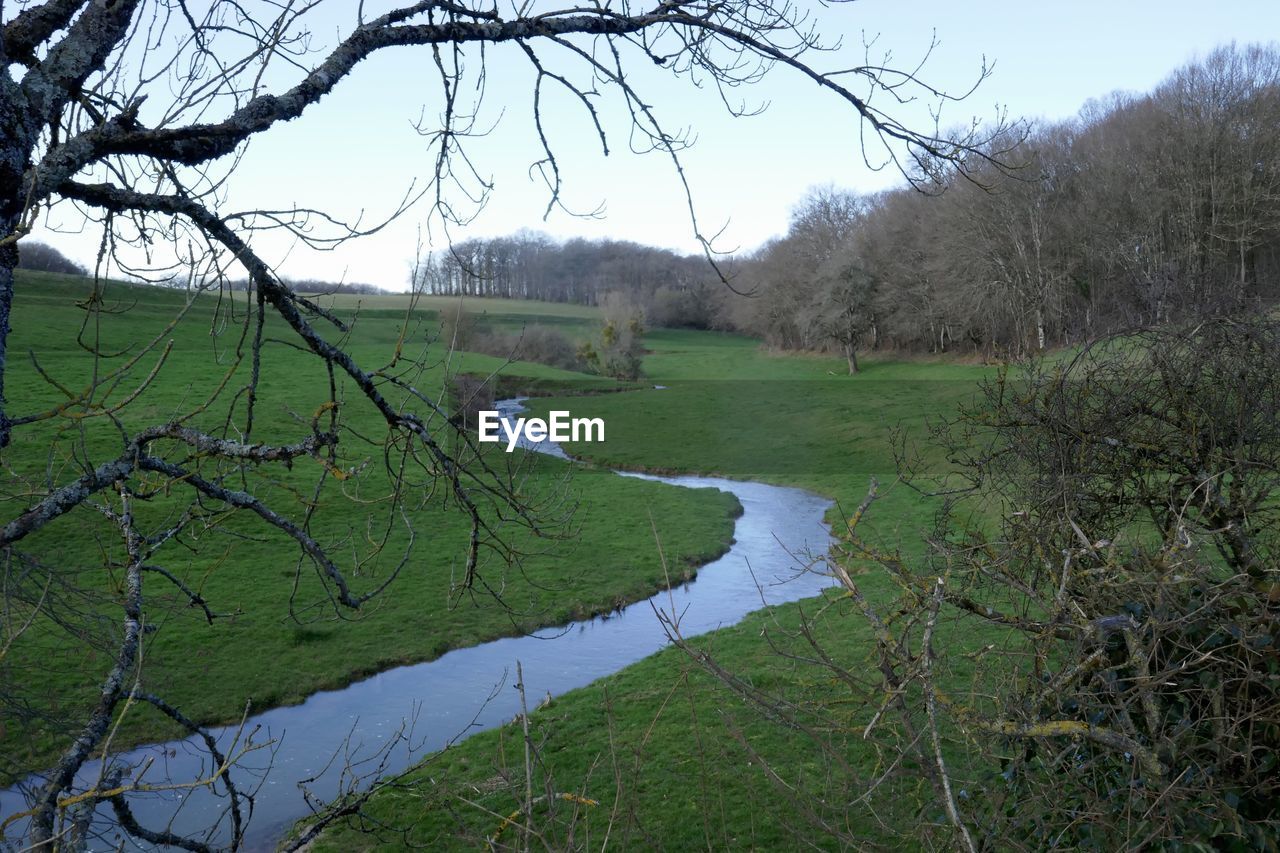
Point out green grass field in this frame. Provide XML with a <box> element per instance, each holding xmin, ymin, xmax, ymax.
<box><xmin>5</xmin><ymin>276</ymin><xmax>1004</xmax><ymax>847</ymax></box>
<box><xmin>304</xmin><ymin>315</ymin><xmax>1010</xmax><ymax>849</ymax></box>
<box><xmin>303</xmin><ymin>290</ymin><xmax>602</xmax><ymax>320</ymax></box>
<box><xmin>300</xmin><ymin>289</ymin><xmax>603</xmax><ymax>341</ymax></box>
<box><xmin>526</xmin><ymin>328</ymin><xmax>991</xmax><ymax>553</ymax></box>
<box><xmin>308</xmin><ymin>594</ymin><xmax>1005</xmax><ymax>850</ymax></box>
<box><xmin>1</xmin><ymin>274</ymin><xmax>736</xmax><ymax>781</ymax></box>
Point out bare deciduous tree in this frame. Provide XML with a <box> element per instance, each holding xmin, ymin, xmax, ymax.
<box><xmin>733</xmin><ymin>43</ymin><xmax>1280</xmax><ymax>360</ymax></box>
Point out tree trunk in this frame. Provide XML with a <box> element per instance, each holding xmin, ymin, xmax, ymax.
<box><xmin>1</xmin><ymin>73</ymin><xmax>29</xmax><ymax>451</ymax></box>
<box><xmin>0</xmin><ymin>243</ymin><xmax>13</xmax><ymax>449</ymax></box>
<box><xmin>845</xmin><ymin>342</ymin><xmax>859</xmax><ymax>375</ymax></box>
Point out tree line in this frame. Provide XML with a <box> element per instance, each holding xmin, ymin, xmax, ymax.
<box><xmin>733</xmin><ymin>42</ymin><xmax>1280</xmax><ymax>366</ymax></box>
<box><xmin>14</xmin><ymin>242</ymin><xmax>388</xmax><ymax>296</ymax></box>
<box><xmin>422</xmin><ymin>43</ymin><xmax>1280</xmax><ymax>371</ymax></box>
<box><xmin>415</xmin><ymin>231</ymin><xmax>722</xmax><ymax>328</ymax></box>
<box><xmin>14</xmin><ymin>241</ymin><xmax>88</xmax><ymax>276</ymax></box>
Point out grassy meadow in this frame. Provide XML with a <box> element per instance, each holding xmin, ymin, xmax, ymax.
<box><xmin>5</xmin><ymin>275</ymin><xmax>1006</xmax><ymax>848</ymax></box>
<box><xmin>306</xmin><ymin>323</ymin><xmax>1013</xmax><ymax>848</ymax></box>
<box><xmin>1</xmin><ymin>274</ymin><xmax>735</xmax><ymax>780</ymax></box>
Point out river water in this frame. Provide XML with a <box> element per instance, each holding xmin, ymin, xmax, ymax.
<box><xmin>2</xmin><ymin>398</ymin><xmax>834</xmax><ymax>851</ymax></box>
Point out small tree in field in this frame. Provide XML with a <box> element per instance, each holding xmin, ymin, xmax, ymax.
<box><xmin>578</xmin><ymin>292</ymin><xmax>645</xmax><ymax>380</ymax></box>
<box><xmin>818</xmin><ymin>250</ymin><xmax>876</xmax><ymax>374</ymax></box>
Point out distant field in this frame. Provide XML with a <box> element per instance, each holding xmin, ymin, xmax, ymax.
<box><xmin>526</xmin><ymin>327</ymin><xmax>991</xmax><ymax>547</ymax></box>
<box><xmin>15</xmin><ymin>269</ymin><xmax>600</xmax><ymax>319</ymax></box>
<box><xmin>301</xmin><ymin>289</ymin><xmax>602</xmax><ymax>320</ymax></box>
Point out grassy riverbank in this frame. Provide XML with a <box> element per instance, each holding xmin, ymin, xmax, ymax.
<box><xmin>305</xmin><ymin>327</ymin><xmax>1007</xmax><ymax>849</ymax></box>
<box><xmin>308</xmin><ymin>586</ymin><xmax>1002</xmax><ymax>850</ymax></box>
<box><xmin>528</xmin><ymin>328</ymin><xmax>991</xmax><ymax>549</ymax></box>
<box><xmin>1</xmin><ymin>277</ymin><xmax>737</xmax><ymax>780</ymax></box>
<box><xmin>7</xmin><ymin>277</ymin><xmax>1004</xmax><ymax>847</ymax></box>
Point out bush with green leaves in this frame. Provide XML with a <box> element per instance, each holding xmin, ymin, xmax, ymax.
<box><xmin>578</xmin><ymin>293</ymin><xmax>645</xmax><ymax>381</ymax></box>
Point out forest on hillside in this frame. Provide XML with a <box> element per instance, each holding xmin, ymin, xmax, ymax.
<box><xmin>418</xmin><ymin>43</ymin><xmax>1280</xmax><ymax>365</ymax></box>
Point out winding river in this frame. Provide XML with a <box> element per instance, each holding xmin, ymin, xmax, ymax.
<box><xmin>3</xmin><ymin>397</ymin><xmax>834</xmax><ymax>851</ymax></box>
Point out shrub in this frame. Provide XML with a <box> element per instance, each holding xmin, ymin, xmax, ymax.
<box><xmin>506</xmin><ymin>326</ymin><xmax>581</xmax><ymax>371</ymax></box>
<box><xmin>580</xmin><ymin>292</ymin><xmax>644</xmax><ymax>379</ymax></box>
<box><xmin>675</xmin><ymin>315</ymin><xmax>1280</xmax><ymax>850</ymax></box>
<box><xmin>437</xmin><ymin>301</ymin><xmax>476</xmax><ymax>351</ymax></box>
<box><xmin>466</xmin><ymin>323</ymin><xmax>584</xmax><ymax>372</ymax></box>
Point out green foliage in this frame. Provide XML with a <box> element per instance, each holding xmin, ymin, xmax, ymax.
<box><xmin>578</xmin><ymin>293</ymin><xmax>646</xmax><ymax>380</ymax></box>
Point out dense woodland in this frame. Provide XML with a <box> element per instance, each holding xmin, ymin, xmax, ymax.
<box><xmin>419</xmin><ymin>43</ymin><xmax>1280</xmax><ymax>367</ymax></box>
<box><xmin>15</xmin><ymin>241</ymin><xmax>88</xmax><ymax>276</ymax></box>
<box><xmin>739</xmin><ymin>41</ymin><xmax>1280</xmax><ymax>363</ymax></box>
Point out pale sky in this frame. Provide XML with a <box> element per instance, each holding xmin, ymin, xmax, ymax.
<box><xmin>31</xmin><ymin>0</ymin><xmax>1278</xmax><ymax>290</ymax></box>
